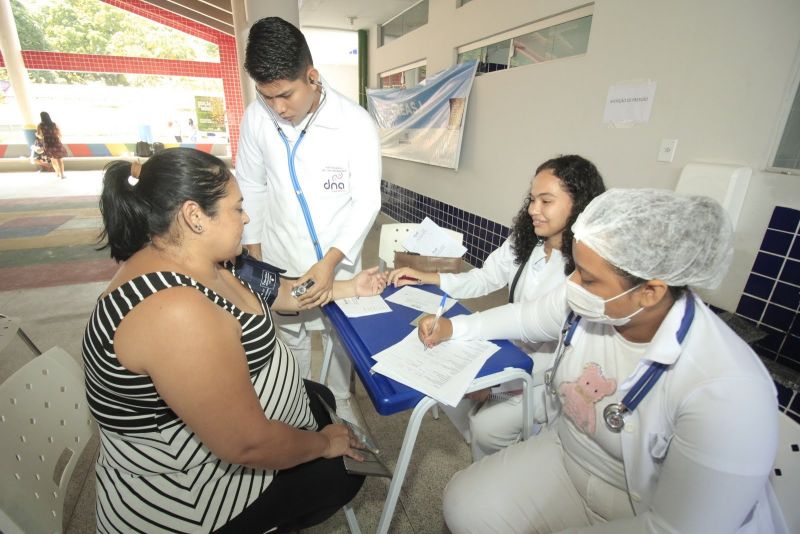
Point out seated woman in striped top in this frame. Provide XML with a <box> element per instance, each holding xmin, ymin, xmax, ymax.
<box><xmin>83</xmin><ymin>147</ymin><xmax>385</xmax><ymax>533</ymax></box>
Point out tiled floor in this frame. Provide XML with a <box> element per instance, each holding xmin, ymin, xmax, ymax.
<box><xmin>0</xmin><ymin>169</ymin><xmax>507</xmax><ymax>533</ymax></box>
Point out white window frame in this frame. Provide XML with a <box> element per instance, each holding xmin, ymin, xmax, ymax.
<box><xmin>766</xmin><ymin>47</ymin><xmax>800</xmax><ymax>176</ymax></box>
<box><xmin>380</xmin><ymin>59</ymin><xmax>427</xmax><ymax>79</ymax></box>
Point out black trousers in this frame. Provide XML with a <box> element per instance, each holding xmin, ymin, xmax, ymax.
<box><xmin>215</xmin><ymin>380</ymin><xmax>365</xmax><ymax>533</ymax></box>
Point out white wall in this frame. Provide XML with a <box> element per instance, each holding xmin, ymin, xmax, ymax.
<box><xmin>304</xmin><ymin>28</ymin><xmax>359</xmax><ymax>103</ymax></box>
<box><xmin>369</xmin><ymin>0</ymin><xmax>800</xmax><ymax>311</ymax></box>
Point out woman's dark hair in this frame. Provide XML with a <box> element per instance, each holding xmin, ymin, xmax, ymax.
<box><xmin>510</xmin><ymin>155</ymin><xmax>606</xmax><ymax>274</ymax></box>
<box><xmin>245</xmin><ymin>17</ymin><xmax>313</xmax><ymax>84</ymax></box>
<box><xmin>39</xmin><ymin>111</ymin><xmax>53</xmax><ymax>125</ymax></box>
<box><xmin>97</xmin><ymin>148</ymin><xmax>231</xmax><ymax>262</ymax></box>
<box><xmin>612</xmin><ymin>266</ymin><xmax>688</xmax><ymax>302</ymax></box>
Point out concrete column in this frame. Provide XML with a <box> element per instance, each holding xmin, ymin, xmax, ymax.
<box><xmin>0</xmin><ymin>0</ymin><xmax>37</xmax><ymax>144</ymax></box>
<box><xmin>231</xmin><ymin>0</ymin><xmax>299</xmax><ymax>107</ymax></box>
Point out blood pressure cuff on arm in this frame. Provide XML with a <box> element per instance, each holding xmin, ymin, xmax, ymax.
<box><xmin>234</xmin><ymin>250</ymin><xmax>286</xmax><ymax>306</ymax></box>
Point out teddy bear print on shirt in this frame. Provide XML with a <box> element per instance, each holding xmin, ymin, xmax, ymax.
<box><xmin>559</xmin><ymin>362</ymin><xmax>616</xmax><ymax>435</ymax></box>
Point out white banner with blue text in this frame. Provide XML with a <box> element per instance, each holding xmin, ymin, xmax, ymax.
<box><xmin>366</xmin><ymin>61</ymin><xmax>478</xmax><ymax>170</ymax></box>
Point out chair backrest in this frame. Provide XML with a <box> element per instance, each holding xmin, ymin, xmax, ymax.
<box><xmin>0</xmin><ymin>347</ymin><xmax>93</xmax><ymax>534</ymax></box>
<box><xmin>771</xmin><ymin>411</ymin><xmax>800</xmax><ymax>533</ymax></box>
<box><xmin>378</xmin><ymin>223</ymin><xmax>464</xmax><ymax>270</ymax></box>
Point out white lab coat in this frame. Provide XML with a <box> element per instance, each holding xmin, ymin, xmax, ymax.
<box><xmin>236</xmin><ymin>79</ymin><xmax>382</xmax><ymax>279</ymax></box>
<box><xmin>440</xmin><ymin>239</ymin><xmax>565</xmax><ymax>303</ymax></box>
<box><xmin>450</xmin><ymin>287</ymin><xmax>787</xmax><ymax>533</ymax></box>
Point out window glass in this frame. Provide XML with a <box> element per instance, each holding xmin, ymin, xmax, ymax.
<box><xmin>511</xmin><ymin>16</ymin><xmax>591</xmax><ymax>67</ymax></box>
<box><xmin>380</xmin><ymin>0</ymin><xmax>429</xmax><ymax>46</ymax></box>
<box><xmin>458</xmin><ymin>12</ymin><xmax>592</xmax><ymax>76</ymax></box>
<box><xmin>773</xmin><ymin>84</ymin><xmax>800</xmax><ymax>171</ymax></box>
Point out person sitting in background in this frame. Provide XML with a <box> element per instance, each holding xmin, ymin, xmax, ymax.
<box><xmin>389</xmin><ymin>155</ymin><xmax>605</xmax><ymax>459</ymax></box>
<box><xmin>29</xmin><ymin>134</ymin><xmax>53</xmax><ymax>172</ymax></box>
<box><xmin>83</xmin><ymin>147</ymin><xmax>386</xmax><ymax>533</ymax></box>
<box><xmin>420</xmin><ymin>189</ymin><xmax>784</xmax><ymax>533</ymax></box>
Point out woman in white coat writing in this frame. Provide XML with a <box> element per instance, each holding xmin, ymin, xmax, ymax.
<box><xmin>419</xmin><ymin>189</ymin><xmax>785</xmax><ymax>533</ymax></box>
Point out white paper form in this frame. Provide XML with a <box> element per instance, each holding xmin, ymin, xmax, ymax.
<box><xmin>384</xmin><ymin>286</ymin><xmax>457</xmax><ymax>315</ymax></box>
<box><xmin>371</xmin><ymin>329</ymin><xmax>499</xmax><ymax>406</ymax></box>
<box><xmin>334</xmin><ymin>295</ymin><xmax>393</xmax><ymax>318</ymax></box>
<box><xmin>402</xmin><ymin>217</ymin><xmax>467</xmax><ymax>258</ymax></box>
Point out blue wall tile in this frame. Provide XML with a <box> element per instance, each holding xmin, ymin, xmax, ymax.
<box><xmin>753</xmin><ymin>252</ymin><xmax>785</xmax><ymax>278</ymax></box>
<box><xmin>772</xmin><ymin>282</ymin><xmax>800</xmax><ymax>310</ymax></box>
<box><xmin>763</xmin><ymin>304</ymin><xmax>795</xmax><ymax>331</ymax></box>
<box><xmin>744</xmin><ymin>274</ymin><xmax>775</xmax><ymax>299</ymax></box>
<box><xmin>768</xmin><ymin>206</ymin><xmax>800</xmax><ymax>233</ymax></box>
<box><xmin>761</xmin><ymin>230</ymin><xmax>793</xmax><ymax>256</ymax></box>
<box><xmin>777</xmin><ymin>382</ymin><xmax>793</xmax><ymax>409</ymax></box>
<box><xmin>781</xmin><ymin>333</ymin><xmax>800</xmax><ymax>363</ymax></box>
<box><xmin>790</xmin><ymin>389</ymin><xmax>800</xmax><ymax>413</ymax></box>
<box><xmin>781</xmin><ymin>260</ymin><xmax>800</xmax><ymax>286</ymax></box>
<box><xmin>736</xmin><ymin>295</ymin><xmax>766</xmax><ymax>321</ymax></box>
<box><xmin>791</xmin><ymin>239</ymin><xmax>800</xmax><ymax>261</ymax></box>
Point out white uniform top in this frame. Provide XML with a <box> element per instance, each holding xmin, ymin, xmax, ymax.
<box><xmin>440</xmin><ymin>239</ymin><xmax>565</xmax><ymax>380</ymax></box>
<box><xmin>439</xmin><ymin>238</ymin><xmax>564</xmax><ymax>303</ymax></box>
<box><xmin>236</xmin><ymin>80</ymin><xmax>381</xmax><ymax>278</ymax></box>
<box><xmin>450</xmin><ymin>287</ymin><xmax>786</xmax><ymax>534</ymax></box>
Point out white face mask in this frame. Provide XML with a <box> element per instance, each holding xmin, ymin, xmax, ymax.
<box><xmin>566</xmin><ymin>279</ymin><xmax>644</xmax><ymax>326</ymax></box>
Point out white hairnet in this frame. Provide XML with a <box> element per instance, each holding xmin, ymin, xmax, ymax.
<box><xmin>572</xmin><ymin>188</ymin><xmax>733</xmax><ymax>289</ymax></box>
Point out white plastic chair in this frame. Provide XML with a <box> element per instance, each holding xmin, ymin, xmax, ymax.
<box><xmin>0</xmin><ymin>347</ymin><xmax>93</xmax><ymax>534</ymax></box>
<box><xmin>771</xmin><ymin>411</ymin><xmax>800</xmax><ymax>533</ymax></box>
<box><xmin>377</xmin><ymin>223</ymin><xmax>464</xmax><ymax>271</ymax></box>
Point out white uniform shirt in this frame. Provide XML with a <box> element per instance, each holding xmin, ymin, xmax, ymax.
<box><xmin>441</xmin><ymin>240</ymin><xmax>565</xmax><ymax>381</ymax></box>
<box><xmin>450</xmin><ymin>287</ymin><xmax>785</xmax><ymax>534</ymax></box>
<box><xmin>236</xmin><ymin>80</ymin><xmax>381</xmax><ymax>278</ymax></box>
<box><xmin>439</xmin><ymin>239</ymin><xmax>564</xmax><ymax>303</ymax></box>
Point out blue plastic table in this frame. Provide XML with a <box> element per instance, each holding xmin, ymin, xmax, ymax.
<box><xmin>322</xmin><ymin>285</ymin><xmax>534</xmax><ymax>533</ymax></box>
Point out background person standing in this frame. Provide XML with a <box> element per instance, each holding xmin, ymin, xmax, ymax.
<box><xmin>36</xmin><ymin>111</ymin><xmax>67</xmax><ymax>179</ymax></box>
<box><xmin>235</xmin><ymin>17</ymin><xmax>381</xmax><ymax>421</ymax></box>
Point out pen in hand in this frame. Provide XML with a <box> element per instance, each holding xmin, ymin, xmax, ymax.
<box><xmin>424</xmin><ymin>293</ymin><xmax>448</xmax><ymax>350</ymax></box>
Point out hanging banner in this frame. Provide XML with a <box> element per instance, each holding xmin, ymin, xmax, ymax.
<box><xmin>367</xmin><ymin>60</ymin><xmax>478</xmax><ymax>170</ymax></box>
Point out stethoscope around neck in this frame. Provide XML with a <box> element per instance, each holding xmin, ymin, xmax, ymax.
<box><xmin>544</xmin><ymin>295</ymin><xmax>696</xmax><ymax>433</ymax></box>
<box><xmin>255</xmin><ymin>84</ymin><xmax>327</xmax><ymax>262</ymax></box>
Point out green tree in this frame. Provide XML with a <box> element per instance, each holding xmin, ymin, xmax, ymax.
<box><xmin>10</xmin><ymin>0</ymin><xmax>219</xmax><ymax>86</ymax></box>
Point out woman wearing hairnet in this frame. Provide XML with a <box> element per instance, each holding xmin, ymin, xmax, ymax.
<box><xmin>419</xmin><ymin>189</ymin><xmax>785</xmax><ymax>533</ymax></box>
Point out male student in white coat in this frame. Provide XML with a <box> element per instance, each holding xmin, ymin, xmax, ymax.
<box><xmin>236</xmin><ymin>17</ymin><xmax>381</xmax><ymax>420</ymax></box>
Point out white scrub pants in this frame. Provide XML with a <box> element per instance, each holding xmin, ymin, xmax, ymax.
<box><xmin>440</xmin><ymin>396</ymin><xmax>525</xmax><ymax>459</ymax></box>
<box><xmin>443</xmin><ymin>427</ymin><xmax>634</xmax><ymax>533</ymax></box>
<box><xmin>469</xmin><ymin>394</ymin><xmax>526</xmax><ymax>460</ymax></box>
<box><xmin>277</xmin><ymin>322</ymin><xmax>352</xmax><ymax>400</ymax></box>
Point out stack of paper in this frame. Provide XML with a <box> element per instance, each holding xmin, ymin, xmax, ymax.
<box><xmin>334</xmin><ymin>295</ymin><xmax>393</xmax><ymax>318</ymax></box>
<box><xmin>403</xmin><ymin>217</ymin><xmax>467</xmax><ymax>258</ymax></box>
<box><xmin>371</xmin><ymin>329</ymin><xmax>499</xmax><ymax>407</ymax></box>
<box><xmin>384</xmin><ymin>286</ymin><xmax>457</xmax><ymax>314</ymax></box>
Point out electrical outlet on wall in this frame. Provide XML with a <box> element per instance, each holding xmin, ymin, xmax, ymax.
<box><xmin>658</xmin><ymin>139</ymin><xmax>678</xmax><ymax>162</ymax></box>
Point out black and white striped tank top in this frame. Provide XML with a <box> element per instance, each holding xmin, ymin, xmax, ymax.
<box><xmin>82</xmin><ymin>271</ymin><xmax>316</xmax><ymax>533</ymax></box>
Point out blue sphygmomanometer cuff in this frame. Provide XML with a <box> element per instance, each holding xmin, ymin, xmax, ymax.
<box><xmin>234</xmin><ymin>250</ymin><xmax>285</xmax><ymax>306</ymax></box>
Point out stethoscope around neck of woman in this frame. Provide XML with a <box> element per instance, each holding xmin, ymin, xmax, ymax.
<box><xmin>544</xmin><ymin>295</ymin><xmax>696</xmax><ymax>433</ymax></box>
<box><xmin>255</xmin><ymin>81</ymin><xmax>327</xmax><ymax>262</ymax></box>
